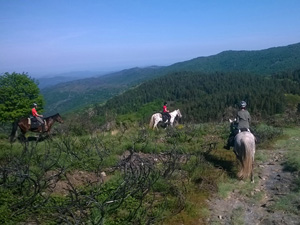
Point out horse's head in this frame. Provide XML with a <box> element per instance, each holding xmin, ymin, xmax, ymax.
<box><xmin>176</xmin><ymin>109</ymin><xmax>182</xmax><ymax>118</ymax></box>
<box><xmin>54</xmin><ymin>114</ymin><xmax>64</xmax><ymax>123</ymax></box>
<box><xmin>229</xmin><ymin>118</ymin><xmax>236</xmax><ymax>124</ymax></box>
<box><xmin>229</xmin><ymin>118</ymin><xmax>237</xmax><ymax>131</ymax></box>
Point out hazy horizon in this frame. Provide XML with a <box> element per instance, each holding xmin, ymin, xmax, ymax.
<box><xmin>1</xmin><ymin>1</ymin><xmax>300</xmax><ymax>77</ymax></box>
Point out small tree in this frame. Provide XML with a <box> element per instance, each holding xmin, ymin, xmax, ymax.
<box><xmin>0</xmin><ymin>72</ymin><xmax>44</xmax><ymax>122</ymax></box>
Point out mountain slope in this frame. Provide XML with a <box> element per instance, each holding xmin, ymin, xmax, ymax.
<box><xmin>42</xmin><ymin>66</ymin><xmax>164</xmax><ymax>114</ymax></box>
<box><xmin>42</xmin><ymin>42</ymin><xmax>300</xmax><ymax>115</ymax></box>
<box><xmin>166</xmin><ymin>43</ymin><xmax>300</xmax><ymax>74</ymax></box>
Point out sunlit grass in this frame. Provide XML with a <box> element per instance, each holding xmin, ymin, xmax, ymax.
<box><xmin>273</xmin><ymin>127</ymin><xmax>300</xmax><ymax>172</ymax></box>
<box><xmin>269</xmin><ymin>127</ymin><xmax>300</xmax><ymax>216</ymax></box>
<box><xmin>270</xmin><ymin>192</ymin><xmax>300</xmax><ymax>214</ymax></box>
<box><xmin>255</xmin><ymin>149</ymin><xmax>268</xmax><ymax>162</ymax></box>
<box><xmin>218</xmin><ymin>180</ymin><xmax>235</xmax><ymax>198</ymax></box>
<box><xmin>231</xmin><ymin>206</ymin><xmax>245</xmax><ymax>225</ymax></box>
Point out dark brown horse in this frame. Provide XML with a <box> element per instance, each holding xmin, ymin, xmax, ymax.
<box><xmin>10</xmin><ymin>113</ymin><xmax>64</xmax><ymax>143</ymax></box>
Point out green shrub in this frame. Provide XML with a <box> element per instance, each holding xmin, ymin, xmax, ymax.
<box><xmin>284</xmin><ymin>151</ymin><xmax>300</xmax><ymax>172</ymax></box>
<box><xmin>254</xmin><ymin>124</ymin><xmax>283</xmax><ymax>144</ymax></box>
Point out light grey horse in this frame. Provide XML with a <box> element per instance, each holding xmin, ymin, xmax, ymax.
<box><xmin>234</xmin><ymin>131</ymin><xmax>256</xmax><ymax>183</ymax></box>
<box><xmin>149</xmin><ymin>109</ymin><xmax>182</xmax><ymax>129</ymax></box>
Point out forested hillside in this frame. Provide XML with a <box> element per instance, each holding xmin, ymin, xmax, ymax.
<box><xmin>42</xmin><ymin>42</ymin><xmax>300</xmax><ymax>115</ymax></box>
<box><xmin>93</xmin><ymin>69</ymin><xmax>300</xmax><ymax>124</ymax></box>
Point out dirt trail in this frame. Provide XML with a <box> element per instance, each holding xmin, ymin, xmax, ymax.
<box><xmin>206</xmin><ymin>147</ymin><xmax>300</xmax><ymax>225</ymax></box>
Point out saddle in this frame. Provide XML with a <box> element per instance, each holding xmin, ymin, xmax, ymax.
<box><xmin>232</xmin><ymin>128</ymin><xmax>251</xmax><ymax>137</ymax></box>
<box><xmin>238</xmin><ymin>128</ymin><xmax>250</xmax><ymax>133</ymax></box>
<box><xmin>161</xmin><ymin>113</ymin><xmax>169</xmax><ymax>123</ymax></box>
<box><xmin>28</xmin><ymin>116</ymin><xmax>45</xmax><ymax>129</ymax></box>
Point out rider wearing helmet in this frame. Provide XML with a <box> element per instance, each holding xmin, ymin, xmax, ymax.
<box><xmin>162</xmin><ymin>102</ymin><xmax>171</xmax><ymax>125</ymax></box>
<box><xmin>32</xmin><ymin>103</ymin><xmax>46</xmax><ymax>132</ymax></box>
<box><xmin>224</xmin><ymin>101</ymin><xmax>251</xmax><ymax>150</ymax></box>
<box><xmin>236</xmin><ymin>101</ymin><xmax>251</xmax><ymax>130</ymax></box>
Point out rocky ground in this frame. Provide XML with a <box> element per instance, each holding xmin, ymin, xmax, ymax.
<box><xmin>206</xmin><ymin>147</ymin><xmax>300</xmax><ymax>225</ymax></box>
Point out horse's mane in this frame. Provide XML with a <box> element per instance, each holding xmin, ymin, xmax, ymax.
<box><xmin>44</xmin><ymin>113</ymin><xmax>60</xmax><ymax>120</ymax></box>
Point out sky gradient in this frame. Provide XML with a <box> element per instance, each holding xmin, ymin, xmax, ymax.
<box><xmin>1</xmin><ymin>0</ymin><xmax>300</xmax><ymax>77</ymax></box>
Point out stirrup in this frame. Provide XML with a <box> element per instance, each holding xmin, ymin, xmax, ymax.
<box><xmin>238</xmin><ymin>128</ymin><xmax>251</xmax><ymax>133</ymax></box>
<box><xmin>223</xmin><ymin>145</ymin><xmax>230</xmax><ymax>150</ymax></box>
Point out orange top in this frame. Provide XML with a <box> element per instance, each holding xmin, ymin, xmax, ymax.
<box><xmin>163</xmin><ymin>105</ymin><xmax>168</xmax><ymax>112</ymax></box>
<box><xmin>32</xmin><ymin>108</ymin><xmax>38</xmax><ymax>117</ymax></box>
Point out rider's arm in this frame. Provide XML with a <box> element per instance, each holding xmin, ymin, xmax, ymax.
<box><xmin>235</xmin><ymin>113</ymin><xmax>240</xmax><ymax>124</ymax></box>
<box><xmin>32</xmin><ymin>108</ymin><xmax>42</xmax><ymax>117</ymax></box>
<box><xmin>248</xmin><ymin>111</ymin><xmax>251</xmax><ymax>123</ymax></box>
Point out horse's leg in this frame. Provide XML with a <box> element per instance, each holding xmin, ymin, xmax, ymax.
<box><xmin>154</xmin><ymin>121</ymin><xmax>158</xmax><ymax>130</ymax></box>
<box><xmin>18</xmin><ymin>125</ymin><xmax>28</xmax><ymax>142</ymax></box>
<box><xmin>169</xmin><ymin>116</ymin><xmax>175</xmax><ymax>127</ymax></box>
<box><xmin>20</xmin><ymin>132</ymin><xmax>27</xmax><ymax>143</ymax></box>
<box><xmin>251</xmin><ymin>158</ymin><xmax>254</xmax><ymax>183</ymax></box>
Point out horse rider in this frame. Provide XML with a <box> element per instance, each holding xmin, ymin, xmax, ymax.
<box><xmin>32</xmin><ymin>103</ymin><xmax>46</xmax><ymax>132</ymax></box>
<box><xmin>162</xmin><ymin>102</ymin><xmax>171</xmax><ymax>125</ymax></box>
<box><xmin>224</xmin><ymin>101</ymin><xmax>251</xmax><ymax>150</ymax></box>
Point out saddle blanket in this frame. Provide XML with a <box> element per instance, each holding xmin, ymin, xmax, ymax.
<box><xmin>28</xmin><ymin>117</ymin><xmax>46</xmax><ymax>129</ymax></box>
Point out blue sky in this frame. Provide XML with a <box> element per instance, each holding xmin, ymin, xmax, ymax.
<box><xmin>1</xmin><ymin>0</ymin><xmax>300</xmax><ymax>76</ymax></box>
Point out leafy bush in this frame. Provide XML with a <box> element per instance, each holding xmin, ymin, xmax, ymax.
<box><xmin>254</xmin><ymin>124</ymin><xmax>283</xmax><ymax>144</ymax></box>
<box><xmin>285</xmin><ymin>151</ymin><xmax>300</xmax><ymax>172</ymax></box>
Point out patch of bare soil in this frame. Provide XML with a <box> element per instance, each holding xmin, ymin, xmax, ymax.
<box><xmin>206</xmin><ymin>149</ymin><xmax>300</xmax><ymax>225</ymax></box>
<box><xmin>48</xmin><ymin>170</ymin><xmax>106</xmax><ymax>195</ymax></box>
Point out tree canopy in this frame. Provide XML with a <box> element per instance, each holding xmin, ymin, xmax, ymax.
<box><xmin>0</xmin><ymin>72</ymin><xmax>44</xmax><ymax>122</ymax></box>
<box><xmin>93</xmin><ymin>69</ymin><xmax>300</xmax><ymax>123</ymax></box>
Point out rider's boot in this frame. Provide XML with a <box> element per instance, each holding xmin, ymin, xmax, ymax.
<box><xmin>223</xmin><ymin>144</ymin><xmax>230</xmax><ymax>150</ymax></box>
<box><xmin>41</xmin><ymin>124</ymin><xmax>46</xmax><ymax>133</ymax></box>
<box><xmin>224</xmin><ymin>134</ymin><xmax>234</xmax><ymax>150</ymax></box>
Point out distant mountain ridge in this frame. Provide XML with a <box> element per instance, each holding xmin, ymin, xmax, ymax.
<box><xmin>42</xmin><ymin>66</ymin><xmax>164</xmax><ymax>114</ymax></box>
<box><xmin>36</xmin><ymin>71</ymin><xmax>108</xmax><ymax>89</ymax></box>
<box><xmin>42</xmin><ymin>42</ymin><xmax>300</xmax><ymax>115</ymax></box>
<box><xmin>165</xmin><ymin>43</ymin><xmax>300</xmax><ymax>74</ymax></box>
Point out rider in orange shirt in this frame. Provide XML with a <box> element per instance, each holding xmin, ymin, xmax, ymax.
<box><xmin>162</xmin><ymin>102</ymin><xmax>171</xmax><ymax>125</ymax></box>
<box><xmin>32</xmin><ymin>103</ymin><xmax>45</xmax><ymax>132</ymax></box>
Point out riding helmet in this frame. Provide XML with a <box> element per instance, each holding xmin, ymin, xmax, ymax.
<box><xmin>240</xmin><ymin>101</ymin><xmax>247</xmax><ymax>108</ymax></box>
<box><xmin>33</xmin><ymin>103</ymin><xmax>37</xmax><ymax>107</ymax></box>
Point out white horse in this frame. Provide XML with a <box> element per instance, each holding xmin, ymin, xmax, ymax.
<box><xmin>149</xmin><ymin>109</ymin><xmax>182</xmax><ymax>129</ymax></box>
<box><xmin>234</xmin><ymin>130</ymin><xmax>256</xmax><ymax>183</ymax></box>
<box><xmin>228</xmin><ymin>119</ymin><xmax>256</xmax><ymax>182</ymax></box>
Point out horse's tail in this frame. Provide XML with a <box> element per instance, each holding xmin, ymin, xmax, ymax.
<box><xmin>149</xmin><ymin>115</ymin><xmax>155</xmax><ymax>128</ymax></box>
<box><xmin>237</xmin><ymin>139</ymin><xmax>255</xmax><ymax>179</ymax></box>
<box><xmin>10</xmin><ymin>120</ymin><xmax>18</xmax><ymax>143</ymax></box>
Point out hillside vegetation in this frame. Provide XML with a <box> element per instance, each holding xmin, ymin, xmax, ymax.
<box><xmin>42</xmin><ymin>42</ymin><xmax>300</xmax><ymax>115</ymax></box>
<box><xmin>2</xmin><ymin>43</ymin><xmax>300</xmax><ymax>224</ymax></box>
<box><xmin>91</xmin><ymin>69</ymin><xmax>300</xmax><ymax>126</ymax></box>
